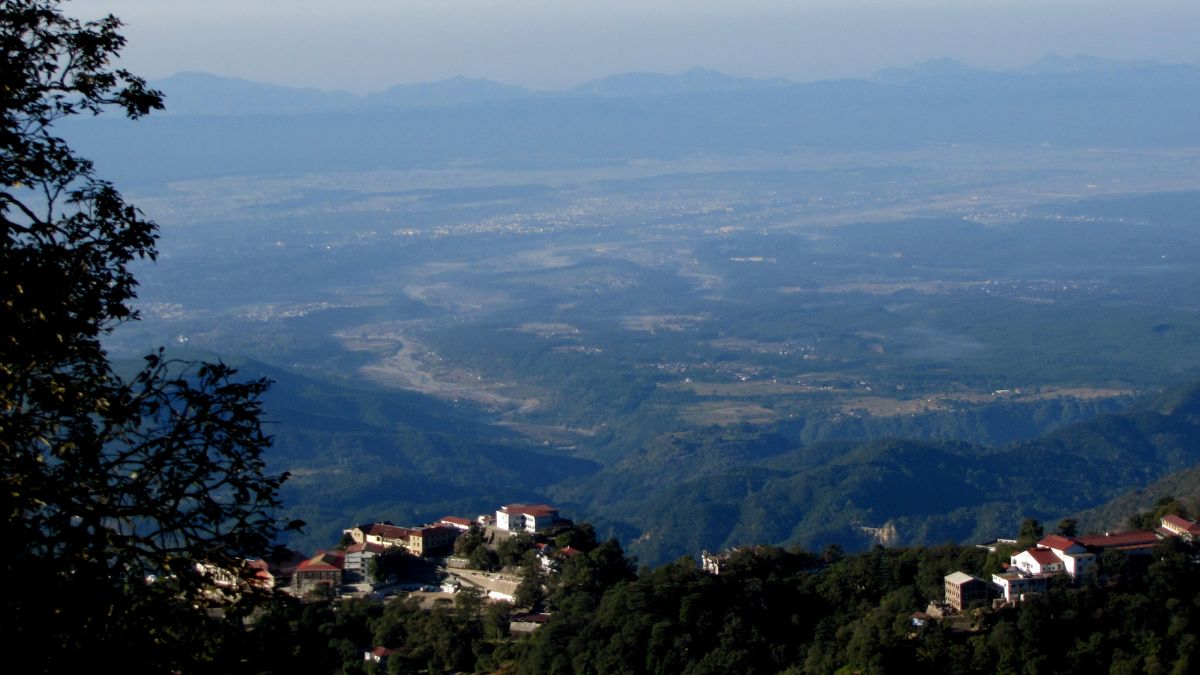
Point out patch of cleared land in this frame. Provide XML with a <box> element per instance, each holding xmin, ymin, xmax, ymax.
<box><xmin>516</xmin><ymin>323</ymin><xmax>582</xmax><ymax>339</ymax></box>
<box><xmin>336</xmin><ymin>322</ymin><xmax>541</xmax><ymax>413</ymax></box>
<box><xmin>838</xmin><ymin>386</ymin><xmax>1133</xmax><ymax>417</ymax></box>
<box><xmin>663</xmin><ymin>380</ymin><xmax>838</xmax><ymax>398</ymax></box>
<box><xmin>678</xmin><ymin>401</ymin><xmax>778</xmax><ymax>426</ymax></box>
<box><xmin>664</xmin><ymin>376</ymin><xmax>1132</xmax><ymax>419</ymax></box>
<box><xmin>621</xmin><ymin>314</ymin><xmax>708</xmax><ymax>332</ymax></box>
<box><xmin>402</xmin><ymin>283</ymin><xmax>511</xmax><ymax>313</ymax></box>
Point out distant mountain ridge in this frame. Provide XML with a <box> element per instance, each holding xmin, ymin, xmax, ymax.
<box><xmin>149</xmin><ymin>55</ymin><xmax>1200</xmax><ymax>117</ymax></box>
<box><xmin>363</xmin><ymin>76</ymin><xmax>535</xmax><ymax>109</ymax></box>
<box><xmin>66</xmin><ymin>53</ymin><xmax>1200</xmax><ymax>186</ymax></box>
<box><xmin>569</xmin><ymin>67</ymin><xmax>791</xmax><ymax>97</ymax></box>
<box><xmin>149</xmin><ymin>71</ymin><xmax>361</xmax><ymax>116</ymax></box>
<box><xmin>148</xmin><ymin>67</ymin><xmax>797</xmax><ymax>116</ymax></box>
<box><xmin>871</xmin><ymin>57</ymin><xmax>991</xmax><ymax>84</ymax></box>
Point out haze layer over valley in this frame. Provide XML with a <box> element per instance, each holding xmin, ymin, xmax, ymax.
<box><xmin>93</xmin><ymin>59</ymin><xmax>1200</xmax><ymax>563</ymax></box>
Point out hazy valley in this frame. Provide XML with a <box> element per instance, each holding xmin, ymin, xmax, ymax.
<box><xmin>85</xmin><ymin>60</ymin><xmax>1200</xmax><ymax>564</ymax></box>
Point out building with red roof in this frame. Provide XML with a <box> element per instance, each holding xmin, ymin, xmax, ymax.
<box><xmin>1160</xmin><ymin>515</ymin><xmax>1200</xmax><ymax>542</ymax></box>
<box><xmin>968</xmin><ymin>524</ymin><xmax>1177</xmax><ymax>607</ymax></box>
<box><xmin>246</xmin><ymin>559</ymin><xmax>275</xmax><ymax>589</ymax></box>
<box><xmin>344</xmin><ymin>522</ymin><xmax>460</xmax><ymax>556</ymax></box>
<box><xmin>1076</xmin><ymin>530</ymin><xmax>1160</xmax><ymax>555</ymax></box>
<box><xmin>1011</xmin><ymin>547</ymin><xmax>1065</xmax><ymax>576</ymax></box>
<box><xmin>497</xmin><ymin>503</ymin><xmax>562</xmax><ymax>533</ymax></box>
<box><xmin>1035</xmin><ymin>535</ymin><xmax>1096</xmax><ymax>577</ymax></box>
<box><xmin>295</xmin><ymin>551</ymin><xmax>345</xmax><ymax>592</ymax></box>
<box><xmin>364</xmin><ymin>646</ymin><xmax>397</xmax><ymax>667</ymax></box>
<box><xmin>1038</xmin><ymin>535</ymin><xmax>1084</xmax><ymax>554</ymax></box>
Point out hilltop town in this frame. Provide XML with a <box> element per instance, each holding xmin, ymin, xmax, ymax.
<box><xmin>252</xmin><ymin>504</ymin><xmax>582</xmax><ymax>623</ymax></box>
<box><xmin>215</xmin><ymin>495</ymin><xmax>1200</xmax><ymax>671</ymax></box>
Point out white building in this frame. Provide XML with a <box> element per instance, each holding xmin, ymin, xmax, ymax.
<box><xmin>1011</xmin><ymin>548</ymin><xmax>1065</xmax><ymax>576</ymax></box>
<box><xmin>1037</xmin><ymin>535</ymin><xmax>1096</xmax><ymax>578</ymax></box>
<box><xmin>992</xmin><ymin>571</ymin><xmax>1051</xmax><ymax>603</ymax></box>
<box><xmin>496</xmin><ymin>504</ymin><xmax>561</xmax><ymax>533</ymax></box>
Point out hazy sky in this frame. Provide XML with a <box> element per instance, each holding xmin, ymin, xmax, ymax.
<box><xmin>74</xmin><ymin>0</ymin><xmax>1200</xmax><ymax>93</ymax></box>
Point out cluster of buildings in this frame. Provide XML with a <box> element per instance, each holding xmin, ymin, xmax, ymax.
<box><xmin>944</xmin><ymin>514</ymin><xmax>1200</xmax><ymax>610</ymax></box>
<box><xmin>289</xmin><ymin>503</ymin><xmax>563</xmax><ymax>594</ymax></box>
<box><xmin>345</xmin><ymin>521</ymin><xmax>464</xmax><ymax>556</ymax></box>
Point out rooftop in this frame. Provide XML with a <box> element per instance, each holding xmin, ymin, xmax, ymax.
<box><xmin>945</xmin><ymin>571</ymin><xmax>984</xmax><ymax>585</ymax></box>
<box><xmin>1038</xmin><ymin>534</ymin><xmax>1081</xmax><ymax>551</ymax></box>
<box><xmin>1021</xmin><ymin>548</ymin><xmax>1062</xmax><ymax>566</ymax></box>
<box><xmin>298</xmin><ymin>551</ymin><xmax>345</xmax><ymax>572</ymax></box>
<box><xmin>365</xmin><ymin>523</ymin><xmax>417</xmax><ymax>540</ymax></box>
<box><xmin>1161</xmin><ymin>514</ymin><xmax>1200</xmax><ymax>533</ymax></box>
<box><xmin>1076</xmin><ymin>531</ymin><xmax>1159</xmax><ymax>549</ymax></box>
<box><xmin>346</xmin><ymin>542</ymin><xmax>387</xmax><ymax>554</ymax></box>
<box><xmin>502</xmin><ymin>503</ymin><xmax>560</xmax><ymax>517</ymax></box>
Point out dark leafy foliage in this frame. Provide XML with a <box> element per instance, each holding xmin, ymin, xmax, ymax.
<box><xmin>257</xmin><ymin>536</ymin><xmax>1200</xmax><ymax>673</ymax></box>
<box><xmin>1</xmin><ymin>2</ymin><xmax>297</xmax><ymax>670</ymax></box>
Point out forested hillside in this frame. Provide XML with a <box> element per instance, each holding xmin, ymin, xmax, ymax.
<box><xmin>556</xmin><ymin>383</ymin><xmax>1200</xmax><ymax>562</ymax></box>
<box><xmin>228</xmin><ymin>348</ymin><xmax>1200</xmax><ymax>561</ymax></box>
<box><xmin>242</xmin><ymin>535</ymin><xmax>1200</xmax><ymax>674</ymax></box>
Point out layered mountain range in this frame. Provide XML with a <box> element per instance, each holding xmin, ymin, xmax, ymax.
<box><xmin>66</xmin><ymin>55</ymin><xmax>1200</xmax><ymax>186</ymax></box>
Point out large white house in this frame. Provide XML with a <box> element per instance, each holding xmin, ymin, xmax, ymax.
<box><xmin>1010</xmin><ymin>548</ymin><xmax>1064</xmax><ymax>576</ymax></box>
<box><xmin>1036</xmin><ymin>535</ymin><xmax>1097</xmax><ymax>577</ymax></box>
<box><xmin>496</xmin><ymin>504</ymin><xmax>561</xmax><ymax>533</ymax></box>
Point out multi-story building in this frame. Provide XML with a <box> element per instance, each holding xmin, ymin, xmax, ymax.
<box><xmin>944</xmin><ymin>571</ymin><xmax>991</xmax><ymax>611</ymax></box>
<box><xmin>295</xmin><ymin>551</ymin><xmax>345</xmax><ymax>593</ymax></box>
<box><xmin>496</xmin><ymin>504</ymin><xmax>561</xmax><ymax>533</ymax></box>
<box><xmin>1160</xmin><ymin>515</ymin><xmax>1200</xmax><ymax>542</ymax></box>
<box><xmin>405</xmin><ymin>525</ymin><xmax>459</xmax><ymax>555</ymax></box>
<box><xmin>344</xmin><ymin>522</ymin><xmax>459</xmax><ymax>556</ymax></box>
<box><xmin>344</xmin><ymin>542</ymin><xmax>387</xmax><ymax>581</ymax></box>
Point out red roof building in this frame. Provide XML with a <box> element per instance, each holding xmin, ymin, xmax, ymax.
<box><xmin>295</xmin><ymin>551</ymin><xmax>345</xmax><ymax>591</ymax></box>
<box><xmin>496</xmin><ymin>504</ymin><xmax>562</xmax><ymax>533</ymax></box>
<box><xmin>365</xmin><ymin>646</ymin><xmax>397</xmax><ymax>665</ymax></box>
<box><xmin>346</xmin><ymin>522</ymin><xmax>460</xmax><ymax>556</ymax></box>
<box><xmin>246</xmin><ymin>559</ymin><xmax>275</xmax><ymax>589</ymax></box>
<box><xmin>558</xmin><ymin>546</ymin><xmax>585</xmax><ymax>558</ymax></box>
<box><xmin>1011</xmin><ymin>547</ymin><xmax>1066</xmax><ymax>576</ymax></box>
<box><xmin>1076</xmin><ymin>531</ymin><xmax>1160</xmax><ymax>553</ymax></box>
<box><xmin>1161</xmin><ymin>515</ymin><xmax>1200</xmax><ymax>541</ymax></box>
<box><xmin>439</xmin><ymin>516</ymin><xmax>473</xmax><ymax>530</ymax></box>
<box><xmin>1038</xmin><ymin>535</ymin><xmax>1083</xmax><ymax>553</ymax></box>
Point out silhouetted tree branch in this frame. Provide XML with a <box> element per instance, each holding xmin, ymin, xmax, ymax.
<box><xmin>1</xmin><ymin>2</ymin><xmax>299</xmax><ymax>671</ymax></box>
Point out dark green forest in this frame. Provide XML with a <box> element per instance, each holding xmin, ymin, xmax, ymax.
<box><xmin>247</xmin><ymin>359</ymin><xmax>1200</xmax><ymax>564</ymax></box>
<box><xmin>234</xmin><ymin>531</ymin><xmax>1200</xmax><ymax>674</ymax></box>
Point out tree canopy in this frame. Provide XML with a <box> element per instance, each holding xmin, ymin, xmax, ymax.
<box><xmin>0</xmin><ymin>1</ymin><xmax>297</xmax><ymax>670</ymax></box>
